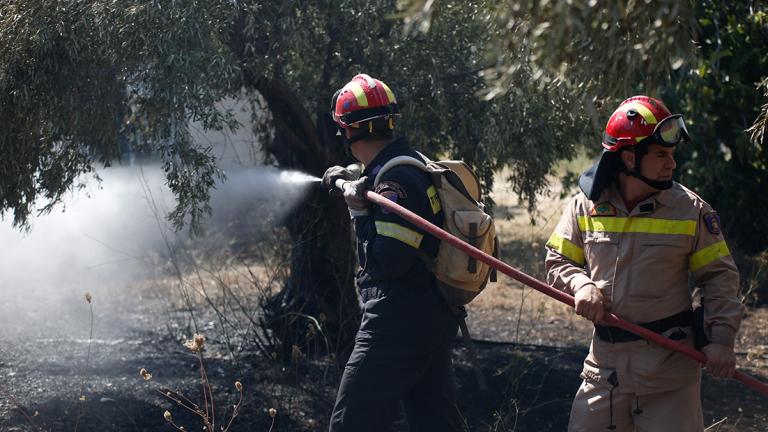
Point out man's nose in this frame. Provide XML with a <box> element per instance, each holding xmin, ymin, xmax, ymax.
<box><xmin>667</xmin><ymin>154</ymin><xmax>677</xmax><ymax>169</ymax></box>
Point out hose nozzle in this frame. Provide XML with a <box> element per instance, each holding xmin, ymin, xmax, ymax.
<box><xmin>346</xmin><ymin>163</ymin><xmax>362</xmax><ymax>179</ymax></box>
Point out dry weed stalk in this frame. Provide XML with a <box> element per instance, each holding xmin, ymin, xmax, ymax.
<box><xmin>268</xmin><ymin>407</ymin><xmax>277</xmax><ymax>432</ymax></box>
<box><xmin>73</xmin><ymin>291</ymin><xmax>95</xmax><ymax>431</ymax></box>
<box><xmin>140</xmin><ymin>333</ymin><xmax>244</xmax><ymax>432</ymax></box>
<box><xmin>704</xmin><ymin>417</ymin><xmax>728</xmax><ymax>431</ymax></box>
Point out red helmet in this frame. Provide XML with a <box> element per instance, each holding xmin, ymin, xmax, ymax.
<box><xmin>602</xmin><ymin>96</ymin><xmax>689</xmax><ymax>152</ymax></box>
<box><xmin>331</xmin><ymin>74</ymin><xmax>399</xmax><ymax>130</ymax></box>
<box><xmin>581</xmin><ymin>96</ymin><xmax>689</xmax><ymax>200</ymax></box>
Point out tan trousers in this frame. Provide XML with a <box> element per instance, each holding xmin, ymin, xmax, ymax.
<box><xmin>567</xmin><ymin>378</ymin><xmax>704</xmax><ymax>432</ymax></box>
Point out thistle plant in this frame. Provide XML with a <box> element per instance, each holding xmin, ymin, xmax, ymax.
<box><xmin>268</xmin><ymin>407</ymin><xmax>277</xmax><ymax>432</ymax></box>
<box><xmin>140</xmin><ymin>333</ymin><xmax>244</xmax><ymax>432</ymax></box>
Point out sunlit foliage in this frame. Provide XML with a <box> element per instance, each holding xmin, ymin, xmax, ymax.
<box><xmin>0</xmin><ymin>1</ymin><xmax>241</xmax><ymax>229</ymax></box>
<box><xmin>401</xmin><ymin>0</ymin><xmax>768</xmax><ymax>253</ymax></box>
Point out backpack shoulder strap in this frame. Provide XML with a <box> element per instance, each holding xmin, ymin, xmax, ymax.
<box><xmin>373</xmin><ymin>155</ymin><xmax>427</xmax><ymax>188</ymax></box>
<box><xmin>414</xmin><ymin>151</ymin><xmax>432</xmax><ymax>163</ymax></box>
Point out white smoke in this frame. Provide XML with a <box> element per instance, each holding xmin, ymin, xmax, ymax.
<box><xmin>0</xmin><ymin>163</ymin><xmax>317</xmax><ymax>336</ymax></box>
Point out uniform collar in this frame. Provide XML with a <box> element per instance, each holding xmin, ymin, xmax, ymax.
<box><xmin>592</xmin><ymin>182</ymin><xmax>677</xmax><ymax>216</ymax></box>
<box><xmin>363</xmin><ymin>136</ymin><xmax>410</xmax><ymax>177</ymax></box>
<box><xmin>652</xmin><ymin>184</ymin><xmax>679</xmax><ymax>207</ymax></box>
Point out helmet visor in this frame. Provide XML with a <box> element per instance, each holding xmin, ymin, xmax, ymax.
<box><xmin>654</xmin><ymin>114</ymin><xmax>689</xmax><ymax>146</ymax></box>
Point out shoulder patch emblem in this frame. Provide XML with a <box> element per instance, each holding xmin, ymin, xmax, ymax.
<box><xmin>375</xmin><ymin>181</ymin><xmax>407</xmax><ymax>213</ymax></box>
<box><xmin>375</xmin><ymin>181</ymin><xmax>407</xmax><ymax>198</ymax></box>
<box><xmin>590</xmin><ymin>202</ymin><xmax>617</xmax><ymax>217</ymax></box>
<box><xmin>703</xmin><ymin>211</ymin><xmax>721</xmax><ymax>235</ymax></box>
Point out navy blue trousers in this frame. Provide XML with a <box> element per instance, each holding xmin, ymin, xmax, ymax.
<box><xmin>328</xmin><ymin>335</ymin><xmax>463</xmax><ymax>432</ymax></box>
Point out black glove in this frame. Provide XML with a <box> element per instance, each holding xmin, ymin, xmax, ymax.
<box><xmin>322</xmin><ymin>165</ymin><xmax>357</xmax><ymax>192</ymax></box>
<box><xmin>322</xmin><ymin>166</ymin><xmax>369</xmax><ymax>213</ymax></box>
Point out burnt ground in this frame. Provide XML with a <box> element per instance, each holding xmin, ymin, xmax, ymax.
<box><xmin>0</xmin><ymin>281</ymin><xmax>766</xmax><ymax>432</ymax></box>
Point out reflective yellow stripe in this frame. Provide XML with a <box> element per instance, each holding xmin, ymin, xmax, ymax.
<box><xmin>634</xmin><ymin>135</ymin><xmax>648</xmax><ymax>142</ymax></box>
<box><xmin>427</xmin><ymin>185</ymin><xmax>441</xmax><ymax>214</ymax></box>
<box><xmin>546</xmin><ymin>232</ymin><xmax>585</xmax><ymax>265</ymax></box>
<box><xmin>624</xmin><ymin>102</ymin><xmax>658</xmax><ymax>124</ymax></box>
<box><xmin>380</xmin><ymin>82</ymin><xmax>396</xmax><ymax>103</ymax></box>
<box><xmin>375</xmin><ymin>221</ymin><xmax>423</xmax><ymax>248</ymax></box>
<box><xmin>689</xmin><ymin>240</ymin><xmax>731</xmax><ymax>272</ymax></box>
<box><xmin>577</xmin><ymin>216</ymin><xmax>696</xmax><ymax>236</ymax></box>
<box><xmin>344</xmin><ymin>82</ymin><xmax>369</xmax><ymax>107</ymax></box>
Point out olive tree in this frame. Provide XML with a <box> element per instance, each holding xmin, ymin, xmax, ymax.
<box><xmin>0</xmin><ymin>0</ymin><xmax>584</xmax><ymax>358</ymax></box>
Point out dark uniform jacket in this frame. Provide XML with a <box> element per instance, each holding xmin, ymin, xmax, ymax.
<box><xmin>352</xmin><ymin>137</ymin><xmax>457</xmax><ymax>345</ymax></box>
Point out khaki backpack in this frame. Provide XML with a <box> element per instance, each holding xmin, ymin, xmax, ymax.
<box><xmin>373</xmin><ymin>153</ymin><xmax>498</xmax><ymax>307</ymax></box>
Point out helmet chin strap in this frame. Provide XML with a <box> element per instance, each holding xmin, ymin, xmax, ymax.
<box><xmin>624</xmin><ymin>171</ymin><xmax>673</xmax><ymax>190</ymax></box>
<box><xmin>343</xmin><ymin>120</ymin><xmax>393</xmax><ymax>146</ymax></box>
<box><xmin>344</xmin><ymin>131</ymin><xmax>369</xmax><ymax>146</ymax></box>
<box><xmin>622</xmin><ymin>144</ymin><xmax>673</xmax><ymax>190</ymax></box>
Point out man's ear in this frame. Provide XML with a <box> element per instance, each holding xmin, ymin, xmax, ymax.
<box><xmin>619</xmin><ymin>149</ymin><xmax>635</xmax><ymax>171</ymax></box>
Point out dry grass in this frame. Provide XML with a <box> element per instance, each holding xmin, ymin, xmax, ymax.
<box><xmin>468</xmin><ymin>167</ymin><xmax>594</xmax><ymax>347</ymax></box>
<box><xmin>473</xmin><ymin>171</ymin><xmax>567</xmax><ymax>310</ymax></box>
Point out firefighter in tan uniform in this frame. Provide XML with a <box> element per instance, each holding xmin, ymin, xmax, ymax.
<box><xmin>545</xmin><ymin>96</ymin><xmax>744</xmax><ymax>431</ymax></box>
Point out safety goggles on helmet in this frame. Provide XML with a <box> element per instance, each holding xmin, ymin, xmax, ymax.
<box><xmin>653</xmin><ymin>114</ymin><xmax>690</xmax><ymax>147</ymax></box>
<box><xmin>603</xmin><ymin>114</ymin><xmax>690</xmax><ymax>151</ymax></box>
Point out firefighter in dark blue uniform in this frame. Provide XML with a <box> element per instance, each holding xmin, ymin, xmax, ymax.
<box><xmin>323</xmin><ymin>74</ymin><xmax>462</xmax><ymax>432</ymax></box>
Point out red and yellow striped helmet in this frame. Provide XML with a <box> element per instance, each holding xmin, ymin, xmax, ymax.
<box><xmin>602</xmin><ymin>96</ymin><xmax>677</xmax><ymax>152</ymax></box>
<box><xmin>331</xmin><ymin>74</ymin><xmax>399</xmax><ymax>129</ymax></box>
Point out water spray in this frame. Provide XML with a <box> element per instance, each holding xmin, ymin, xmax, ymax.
<box><xmin>278</xmin><ymin>170</ymin><xmax>321</xmax><ymax>184</ymax></box>
<box><xmin>279</xmin><ymin>164</ymin><xmax>361</xmax><ymax>186</ymax></box>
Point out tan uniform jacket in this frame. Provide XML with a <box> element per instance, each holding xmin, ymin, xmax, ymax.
<box><xmin>545</xmin><ymin>182</ymin><xmax>743</xmax><ymax>395</ymax></box>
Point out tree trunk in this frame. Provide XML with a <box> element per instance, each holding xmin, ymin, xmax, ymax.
<box><xmin>252</xmin><ymin>76</ymin><xmax>362</xmax><ymax>363</ymax></box>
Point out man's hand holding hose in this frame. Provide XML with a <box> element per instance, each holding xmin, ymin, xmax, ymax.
<box><xmin>322</xmin><ymin>165</ymin><xmax>369</xmax><ymax>216</ymax></box>
<box><xmin>573</xmin><ymin>283</ymin><xmax>605</xmax><ymax>323</ymax></box>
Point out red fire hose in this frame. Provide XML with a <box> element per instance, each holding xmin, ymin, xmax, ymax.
<box><xmin>338</xmin><ymin>179</ymin><xmax>768</xmax><ymax>398</ymax></box>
